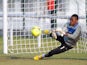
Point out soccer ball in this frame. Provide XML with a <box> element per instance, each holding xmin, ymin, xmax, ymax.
<box><xmin>31</xmin><ymin>26</ymin><xmax>41</xmax><ymax>37</ymax></box>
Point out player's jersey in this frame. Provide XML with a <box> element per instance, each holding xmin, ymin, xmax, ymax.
<box><xmin>47</xmin><ymin>0</ymin><xmax>55</xmax><ymax>10</ymax></box>
<box><xmin>63</xmin><ymin>22</ymin><xmax>81</xmax><ymax>47</ymax></box>
<box><xmin>67</xmin><ymin>23</ymin><xmax>78</xmax><ymax>34</ymax></box>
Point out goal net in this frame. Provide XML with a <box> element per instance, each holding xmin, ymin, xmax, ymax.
<box><xmin>3</xmin><ymin>0</ymin><xmax>87</xmax><ymax>54</ymax></box>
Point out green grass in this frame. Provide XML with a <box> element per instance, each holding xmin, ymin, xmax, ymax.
<box><xmin>0</xmin><ymin>36</ymin><xmax>87</xmax><ymax>65</ymax></box>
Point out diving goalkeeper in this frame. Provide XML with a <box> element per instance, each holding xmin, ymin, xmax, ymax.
<box><xmin>35</xmin><ymin>14</ymin><xmax>81</xmax><ymax>60</ymax></box>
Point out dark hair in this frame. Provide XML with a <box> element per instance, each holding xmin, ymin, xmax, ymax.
<box><xmin>70</xmin><ymin>14</ymin><xmax>79</xmax><ymax>20</ymax></box>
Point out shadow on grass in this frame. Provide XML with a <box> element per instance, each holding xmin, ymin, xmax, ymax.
<box><xmin>0</xmin><ymin>52</ymin><xmax>87</xmax><ymax>61</ymax></box>
<box><xmin>49</xmin><ymin>57</ymin><xmax>87</xmax><ymax>60</ymax></box>
<box><xmin>3</xmin><ymin>56</ymin><xmax>86</xmax><ymax>61</ymax></box>
<box><xmin>10</xmin><ymin>56</ymin><xmax>33</xmax><ymax>60</ymax></box>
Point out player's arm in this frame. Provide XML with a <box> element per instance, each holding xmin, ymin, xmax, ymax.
<box><xmin>55</xmin><ymin>23</ymin><xmax>68</xmax><ymax>35</ymax></box>
<box><xmin>66</xmin><ymin>26</ymin><xmax>81</xmax><ymax>40</ymax></box>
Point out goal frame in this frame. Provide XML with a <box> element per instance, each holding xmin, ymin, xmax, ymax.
<box><xmin>3</xmin><ymin>0</ymin><xmax>8</xmax><ymax>54</ymax></box>
<box><xmin>3</xmin><ymin>0</ymin><xmax>86</xmax><ymax>54</ymax></box>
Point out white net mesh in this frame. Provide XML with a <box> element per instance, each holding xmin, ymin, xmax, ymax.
<box><xmin>3</xmin><ymin>0</ymin><xmax>87</xmax><ymax>54</ymax></box>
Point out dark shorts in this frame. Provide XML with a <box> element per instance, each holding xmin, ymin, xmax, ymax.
<box><xmin>50</xmin><ymin>33</ymin><xmax>73</xmax><ymax>48</ymax></box>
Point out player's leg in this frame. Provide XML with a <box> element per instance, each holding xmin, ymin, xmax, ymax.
<box><xmin>44</xmin><ymin>33</ymin><xmax>73</xmax><ymax>57</ymax></box>
<box><xmin>35</xmin><ymin>43</ymin><xmax>73</xmax><ymax>60</ymax></box>
<box><xmin>43</xmin><ymin>32</ymin><xmax>73</xmax><ymax>57</ymax></box>
<box><xmin>50</xmin><ymin>0</ymin><xmax>57</xmax><ymax>29</ymax></box>
<box><xmin>51</xmin><ymin>18</ymin><xmax>57</xmax><ymax>29</ymax></box>
<box><xmin>50</xmin><ymin>0</ymin><xmax>58</xmax><ymax>29</ymax></box>
<box><xmin>44</xmin><ymin>44</ymin><xmax>73</xmax><ymax>57</ymax></box>
<box><xmin>34</xmin><ymin>33</ymin><xmax>73</xmax><ymax>60</ymax></box>
<box><xmin>50</xmin><ymin>11</ymin><xmax>57</xmax><ymax>30</ymax></box>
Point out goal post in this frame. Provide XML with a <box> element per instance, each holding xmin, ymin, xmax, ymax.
<box><xmin>3</xmin><ymin>0</ymin><xmax>8</xmax><ymax>54</ymax></box>
<box><xmin>3</xmin><ymin>0</ymin><xmax>87</xmax><ymax>54</ymax></box>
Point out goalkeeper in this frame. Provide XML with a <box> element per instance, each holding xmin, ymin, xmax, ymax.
<box><xmin>36</xmin><ymin>14</ymin><xmax>81</xmax><ymax>60</ymax></box>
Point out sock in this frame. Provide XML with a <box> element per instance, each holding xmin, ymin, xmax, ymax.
<box><xmin>42</xmin><ymin>54</ymin><xmax>46</xmax><ymax>58</ymax></box>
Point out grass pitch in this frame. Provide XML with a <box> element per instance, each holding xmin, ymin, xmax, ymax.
<box><xmin>0</xmin><ymin>36</ymin><xmax>87</xmax><ymax>65</ymax></box>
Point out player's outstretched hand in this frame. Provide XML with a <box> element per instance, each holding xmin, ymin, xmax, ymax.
<box><xmin>56</xmin><ymin>27</ymin><xmax>65</xmax><ymax>36</ymax></box>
